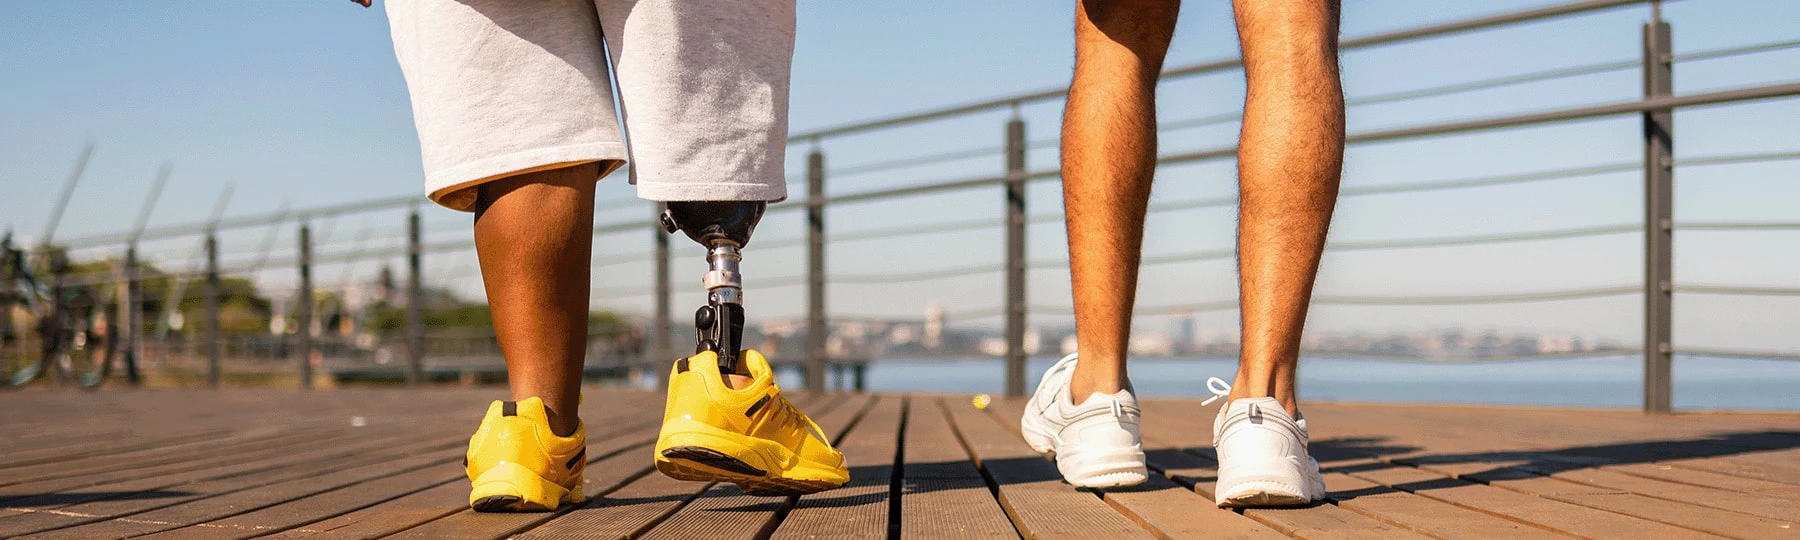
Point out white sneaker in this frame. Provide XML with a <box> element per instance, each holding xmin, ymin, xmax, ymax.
<box><xmin>1206</xmin><ymin>378</ymin><xmax>1326</xmax><ymax>507</ymax></box>
<box><xmin>1020</xmin><ymin>353</ymin><xmax>1148</xmax><ymax>488</ymax></box>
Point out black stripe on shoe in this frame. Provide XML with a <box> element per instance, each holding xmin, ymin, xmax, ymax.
<box><xmin>566</xmin><ymin>448</ymin><xmax>586</xmax><ymax>471</ymax></box>
<box><xmin>745</xmin><ymin>395</ymin><xmax>771</xmax><ymax>417</ymax></box>
<box><xmin>502</xmin><ymin>401</ymin><xmax>517</xmax><ymax>417</ymax></box>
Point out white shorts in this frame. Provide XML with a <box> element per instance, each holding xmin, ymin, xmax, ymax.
<box><xmin>386</xmin><ymin>0</ymin><xmax>795</xmax><ymax>211</ymax></box>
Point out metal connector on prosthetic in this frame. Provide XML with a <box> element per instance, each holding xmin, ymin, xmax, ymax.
<box><xmin>660</xmin><ymin>201</ymin><xmax>766</xmax><ymax>377</ymax></box>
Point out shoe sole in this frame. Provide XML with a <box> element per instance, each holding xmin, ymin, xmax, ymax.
<box><xmin>658</xmin><ymin>446</ymin><xmax>841</xmax><ymax>496</ymax></box>
<box><xmin>470</xmin><ymin>495</ymin><xmax>524</xmax><ymax>512</ymax></box>
<box><xmin>1216</xmin><ymin>486</ymin><xmax>1317</xmax><ymax>507</ymax></box>
<box><xmin>1215</xmin><ymin>479</ymin><xmax>1316</xmax><ymax>508</ymax></box>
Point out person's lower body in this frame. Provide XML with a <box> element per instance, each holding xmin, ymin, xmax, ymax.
<box><xmin>385</xmin><ymin>0</ymin><xmax>842</xmax><ymax>511</ymax></box>
<box><xmin>1027</xmin><ymin>0</ymin><xmax>1344</xmax><ymax>506</ymax></box>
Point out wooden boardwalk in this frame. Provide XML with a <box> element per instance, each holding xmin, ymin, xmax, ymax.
<box><xmin>0</xmin><ymin>388</ymin><xmax>1795</xmax><ymax>539</ymax></box>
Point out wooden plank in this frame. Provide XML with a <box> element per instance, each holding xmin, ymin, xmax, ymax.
<box><xmin>772</xmin><ymin>396</ymin><xmax>901</xmax><ymax>539</ymax></box>
<box><xmin>264</xmin><ymin>481</ymin><xmax>467</xmax><ymax>539</ymax></box>
<box><xmin>515</xmin><ymin>471</ymin><xmax>710</xmax><ymax>540</ymax></box>
<box><xmin>1347</xmin><ymin>461</ymin><xmax>1718</xmax><ymax>538</ymax></box>
<box><xmin>0</xmin><ymin>429</ymin><xmax>333</xmax><ymax>488</ymax></box>
<box><xmin>897</xmin><ymin>397</ymin><xmax>1016</xmax><ymax>539</ymax></box>
<box><xmin>135</xmin><ymin>472</ymin><xmax>462</xmax><ymax>540</ymax></box>
<box><xmin>1603</xmin><ymin>462</ymin><xmax>1800</xmax><ymax>499</ymax></box>
<box><xmin>1290</xmin><ymin>405</ymin><xmax>1734</xmax><ymax>538</ymax></box>
<box><xmin>1492</xmin><ymin>474</ymin><xmax>1790</xmax><ymax>538</ymax></box>
<box><xmin>0</xmin><ymin>428</ymin><xmax>466</xmax><ymax>537</ymax></box>
<box><xmin>1670</xmin><ymin>450</ymin><xmax>1800</xmax><ymax>487</ymax></box>
<box><xmin>635</xmin><ymin>394</ymin><xmax>868</xmax><ymax>539</ymax></box>
<box><xmin>942</xmin><ymin>397</ymin><xmax>1153</xmax><ymax>539</ymax></box>
<box><xmin>0</xmin><ymin>429</ymin><xmax>235</xmax><ymax>470</ymax></box>
<box><xmin>162</xmin><ymin>404</ymin><xmax>666</xmax><ymax>540</ymax></box>
<box><xmin>984</xmin><ymin>397</ymin><xmax>1285</xmax><ymax>540</ymax></box>
<box><xmin>1321</xmin><ymin>471</ymin><xmax>1569</xmax><ymax>539</ymax></box>
<box><xmin>0</xmin><ymin>430</ymin><xmax>347</xmax><ymax>502</ymax></box>
<box><xmin>1512</xmin><ymin>471</ymin><xmax>1792</xmax><ymax>529</ymax></box>
<box><xmin>18</xmin><ymin>446</ymin><xmax>463</xmax><ymax>539</ymax></box>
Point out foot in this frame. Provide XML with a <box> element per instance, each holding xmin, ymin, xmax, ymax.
<box><xmin>654</xmin><ymin>349</ymin><xmax>848</xmax><ymax>495</ymax></box>
<box><xmin>465</xmin><ymin>397</ymin><xmax>586</xmax><ymax>512</ymax></box>
<box><xmin>1020</xmin><ymin>353</ymin><xmax>1148</xmax><ymax>488</ymax></box>
<box><xmin>1211</xmin><ymin>394</ymin><xmax>1326</xmax><ymax>507</ymax></box>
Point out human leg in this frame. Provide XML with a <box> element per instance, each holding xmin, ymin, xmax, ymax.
<box><xmin>1019</xmin><ymin>0</ymin><xmax>1178</xmax><ymax>490</ymax></box>
<box><xmin>385</xmin><ymin>0</ymin><xmax>626</xmax><ymax>511</ymax></box>
<box><xmin>1210</xmin><ymin>0</ymin><xmax>1343</xmax><ymax>508</ymax></box>
<box><xmin>1061</xmin><ymin>0</ymin><xmax>1179</xmax><ymax>402</ymax></box>
<box><xmin>472</xmin><ymin>164</ymin><xmax>600</xmax><ymax>437</ymax></box>
<box><xmin>1229</xmin><ymin>0</ymin><xmax>1344</xmax><ymax>417</ymax></box>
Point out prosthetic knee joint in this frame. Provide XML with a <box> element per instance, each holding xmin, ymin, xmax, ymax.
<box><xmin>660</xmin><ymin>201</ymin><xmax>766</xmax><ymax>375</ymax></box>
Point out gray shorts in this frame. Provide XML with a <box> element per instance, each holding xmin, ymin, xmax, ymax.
<box><xmin>386</xmin><ymin>0</ymin><xmax>795</xmax><ymax>211</ymax></box>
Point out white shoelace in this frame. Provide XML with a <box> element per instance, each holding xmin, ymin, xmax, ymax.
<box><xmin>1200</xmin><ymin>377</ymin><xmax>1233</xmax><ymax>406</ymax></box>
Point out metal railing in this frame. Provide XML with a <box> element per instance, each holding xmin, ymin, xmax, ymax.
<box><xmin>22</xmin><ymin>0</ymin><xmax>1800</xmax><ymax>412</ymax></box>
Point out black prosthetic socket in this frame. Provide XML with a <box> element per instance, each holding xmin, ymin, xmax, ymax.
<box><xmin>661</xmin><ymin>201</ymin><xmax>765</xmax><ymax>248</ymax></box>
<box><xmin>661</xmin><ymin>201</ymin><xmax>766</xmax><ymax>378</ymax></box>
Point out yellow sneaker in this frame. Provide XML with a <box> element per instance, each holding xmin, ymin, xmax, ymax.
<box><xmin>654</xmin><ymin>349</ymin><xmax>848</xmax><ymax>495</ymax></box>
<box><xmin>465</xmin><ymin>397</ymin><xmax>586</xmax><ymax>511</ymax></box>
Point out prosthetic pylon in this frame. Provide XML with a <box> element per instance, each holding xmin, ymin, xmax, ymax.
<box><xmin>659</xmin><ymin>201</ymin><xmax>766</xmax><ymax>377</ymax></box>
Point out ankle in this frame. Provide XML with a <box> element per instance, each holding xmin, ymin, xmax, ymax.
<box><xmin>1225</xmin><ymin>388</ymin><xmax>1299</xmax><ymax>418</ymax></box>
<box><xmin>1068</xmin><ymin>373</ymin><xmax>1130</xmax><ymax>406</ymax></box>
<box><xmin>543</xmin><ymin>407</ymin><xmax>580</xmax><ymax>438</ymax></box>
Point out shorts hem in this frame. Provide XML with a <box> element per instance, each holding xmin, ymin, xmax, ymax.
<box><xmin>425</xmin><ymin>142</ymin><xmax>628</xmax><ymax>211</ymax></box>
<box><xmin>635</xmin><ymin>183</ymin><xmax>788</xmax><ymax>203</ymax></box>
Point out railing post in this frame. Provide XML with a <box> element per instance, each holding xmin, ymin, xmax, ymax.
<box><xmin>122</xmin><ymin>246</ymin><xmax>142</xmax><ymax>386</ymax></box>
<box><xmin>1004</xmin><ymin>116</ymin><xmax>1028</xmax><ymax>398</ymax></box>
<box><xmin>1642</xmin><ymin>14</ymin><xmax>1674</xmax><ymax>414</ymax></box>
<box><xmin>297</xmin><ymin>222</ymin><xmax>314</xmax><ymax>389</ymax></box>
<box><xmin>805</xmin><ymin>147</ymin><xmax>827</xmax><ymax>392</ymax></box>
<box><xmin>406</xmin><ymin>207</ymin><xmax>425</xmax><ymax>386</ymax></box>
<box><xmin>204</xmin><ymin>232</ymin><xmax>221</xmax><ymax>388</ymax></box>
<box><xmin>653</xmin><ymin>202</ymin><xmax>672</xmax><ymax>383</ymax></box>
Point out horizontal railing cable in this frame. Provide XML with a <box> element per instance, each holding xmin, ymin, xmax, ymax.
<box><xmin>1676</xmin><ymin>285</ymin><xmax>1800</xmax><ymax>296</ymax></box>
<box><xmin>1673</xmin><ymin>347</ymin><xmax>1800</xmax><ymax>362</ymax></box>
<box><xmin>1676</xmin><ymin>221</ymin><xmax>1800</xmax><ymax>231</ymax></box>
<box><xmin>1022</xmin><ymin>285</ymin><xmax>1645</xmax><ymax>315</ymax></box>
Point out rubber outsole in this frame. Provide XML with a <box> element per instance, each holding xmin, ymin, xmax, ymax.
<box><xmin>1215</xmin><ymin>479</ymin><xmax>1316</xmax><ymax>508</ymax></box>
<box><xmin>1068</xmin><ymin>470</ymin><xmax>1149</xmax><ymax>489</ymax></box>
<box><xmin>470</xmin><ymin>495</ymin><xmax>524</xmax><ymax>512</ymax></box>
<box><xmin>1218</xmin><ymin>490</ymin><xmax>1313</xmax><ymax>508</ymax></box>
<box><xmin>657</xmin><ymin>446</ymin><xmax>842</xmax><ymax>496</ymax></box>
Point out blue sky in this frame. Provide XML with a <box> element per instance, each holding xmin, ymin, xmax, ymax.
<box><xmin>2</xmin><ymin>1</ymin><xmax>1798</xmax><ymax>353</ymax></box>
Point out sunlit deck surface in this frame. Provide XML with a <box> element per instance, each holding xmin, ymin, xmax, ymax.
<box><xmin>1</xmin><ymin>388</ymin><xmax>1795</xmax><ymax>539</ymax></box>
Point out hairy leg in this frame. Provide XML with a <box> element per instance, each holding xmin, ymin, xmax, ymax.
<box><xmin>1229</xmin><ymin>0</ymin><xmax>1344</xmax><ymax>417</ymax></box>
<box><xmin>473</xmin><ymin>162</ymin><xmax>601</xmax><ymax>437</ymax></box>
<box><xmin>1063</xmin><ymin>0</ymin><xmax>1180</xmax><ymax>402</ymax></box>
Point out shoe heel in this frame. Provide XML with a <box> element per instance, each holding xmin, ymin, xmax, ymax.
<box><xmin>469</xmin><ymin>461</ymin><xmax>570</xmax><ymax>512</ymax></box>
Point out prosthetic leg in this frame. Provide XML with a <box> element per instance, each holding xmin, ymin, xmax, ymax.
<box><xmin>659</xmin><ymin>201</ymin><xmax>765</xmax><ymax>379</ymax></box>
<box><xmin>652</xmin><ymin>200</ymin><xmax>849</xmax><ymax>495</ymax></box>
